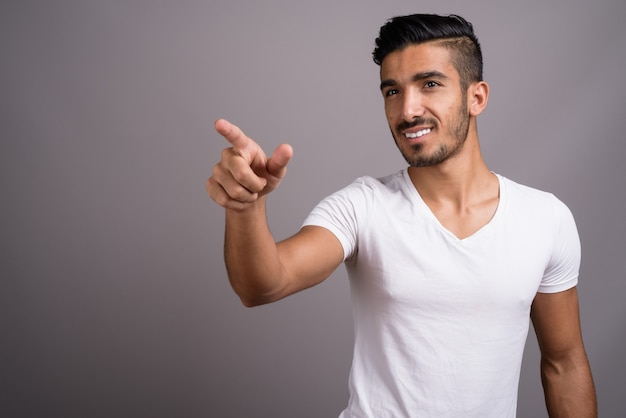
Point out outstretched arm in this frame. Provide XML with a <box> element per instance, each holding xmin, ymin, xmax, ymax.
<box><xmin>207</xmin><ymin>119</ymin><xmax>343</xmax><ymax>306</ymax></box>
<box><xmin>531</xmin><ymin>287</ymin><xmax>597</xmax><ymax>417</ymax></box>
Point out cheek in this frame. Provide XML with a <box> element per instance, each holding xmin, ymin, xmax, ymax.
<box><xmin>384</xmin><ymin>102</ymin><xmax>398</xmax><ymax>123</ymax></box>
<box><xmin>383</xmin><ymin>106</ymin><xmax>393</xmax><ymax>123</ymax></box>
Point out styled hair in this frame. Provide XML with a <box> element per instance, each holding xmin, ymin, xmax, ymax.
<box><xmin>373</xmin><ymin>14</ymin><xmax>483</xmax><ymax>89</ymax></box>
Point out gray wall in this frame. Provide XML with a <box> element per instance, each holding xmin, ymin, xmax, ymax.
<box><xmin>2</xmin><ymin>1</ymin><xmax>625</xmax><ymax>417</ymax></box>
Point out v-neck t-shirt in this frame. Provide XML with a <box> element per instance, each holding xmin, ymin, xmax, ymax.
<box><xmin>303</xmin><ymin>169</ymin><xmax>580</xmax><ymax>417</ymax></box>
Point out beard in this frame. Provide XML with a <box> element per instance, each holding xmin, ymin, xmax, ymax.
<box><xmin>393</xmin><ymin>99</ymin><xmax>470</xmax><ymax>168</ymax></box>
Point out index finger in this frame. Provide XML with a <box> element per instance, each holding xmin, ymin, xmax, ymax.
<box><xmin>214</xmin><ymin>119</ymin><xmax>250</xmax><ymax>150</ymax></box>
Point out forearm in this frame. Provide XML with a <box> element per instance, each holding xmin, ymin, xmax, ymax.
<box><xmin>224</xmin><ymin>196</ymin><xmax>287</xmax><ymax>306</ymax></box>
<box><xmin>541</xmin><ymin>352</ymin><xmax>597</xmax><ymax>418</ymax></box>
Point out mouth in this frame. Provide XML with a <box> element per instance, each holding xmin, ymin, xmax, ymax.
<box><xmin>404</xmin><ymin>128</ymin><xmax>432</xmax><ymax>139</ymax></box>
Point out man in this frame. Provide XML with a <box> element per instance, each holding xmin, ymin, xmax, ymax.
<box><xmin>207</xmin><ymin>13</ymin><xmax>596</xmax><ymax>417</ymax></box>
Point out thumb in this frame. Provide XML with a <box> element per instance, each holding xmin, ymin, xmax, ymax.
<box><xmin>266</xmin><ymin>144</ymin><xmax>293</xmax><ymax>179</ymax></box>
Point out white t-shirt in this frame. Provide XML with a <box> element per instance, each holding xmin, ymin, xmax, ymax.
<box><xmin>303</xmin><ymin>170</ymin><xmax>580</xmax><ymax>418</ymax></box>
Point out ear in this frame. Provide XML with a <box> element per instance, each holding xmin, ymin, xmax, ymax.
<box><xmin>468</xmin><ymin>81</ymin><xmax>489</xmax><ymax>116</ymax></box>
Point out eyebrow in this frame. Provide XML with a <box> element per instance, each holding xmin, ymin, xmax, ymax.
<box><xmin>379</xmin><ymin>71</ymin><xmax>449</xmax><ymax>91</ymax></box>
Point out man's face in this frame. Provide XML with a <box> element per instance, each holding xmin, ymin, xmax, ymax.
<box><xmin>380</xmin><ymin>42</ymin><xmax>471</xmax><ymax>167</ymax></box>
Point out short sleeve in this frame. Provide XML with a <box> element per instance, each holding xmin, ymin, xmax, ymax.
<box><xmin>538</xmin><ymin>197</ymin><xmax>581</xmax><ymax>293</ymax></box>
<box><xmin>302</xmin><ymin>178</ymin><xmax>373</xmax><ymax>262</ymax></box>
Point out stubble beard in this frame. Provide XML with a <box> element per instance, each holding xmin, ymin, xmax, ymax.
<box><xmin>394</xmin><ymin>100</ymin><xmax>470</xmax><ymax>168</ymax></box>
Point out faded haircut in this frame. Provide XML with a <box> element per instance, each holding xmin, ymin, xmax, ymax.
<box><xmin>373</xmin><ymin>14</ymin><xmax>483</xmax><ymax>90</ymax></box>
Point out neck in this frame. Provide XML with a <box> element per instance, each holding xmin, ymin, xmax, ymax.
<box><xmin>407</xmin><ymin>132</ymin><xmax>495</xmax><ymax>208</ymax></box>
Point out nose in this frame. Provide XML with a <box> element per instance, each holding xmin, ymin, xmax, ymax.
<box><xmin>402</xmin><ymin>89</ymin><xmax>425</xmax><ymax>121</ymax></box>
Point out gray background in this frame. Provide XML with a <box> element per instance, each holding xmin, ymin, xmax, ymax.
<box><xmin>2</xmin><ymin>0</ymin><xmax>625</xmax><ymax>417</ymax></box>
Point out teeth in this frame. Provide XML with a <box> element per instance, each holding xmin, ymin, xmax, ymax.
<box><xmin>405</xmin><ymin>128</ymin><xmax>431</xmax><ymax>139</ymax></box>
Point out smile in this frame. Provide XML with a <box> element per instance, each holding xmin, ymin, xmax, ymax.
<box><xmin>404</xmin><ymin>128</ymin><xmax>431</xmax><ymax>139</ymax></box>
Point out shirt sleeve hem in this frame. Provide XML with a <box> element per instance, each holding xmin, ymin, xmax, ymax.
<box><xmin>537</xmin><ymin>275</ymin><xmax>578</xmax><ymax>294</ymax></box>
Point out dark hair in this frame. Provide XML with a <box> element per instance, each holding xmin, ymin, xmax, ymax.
<box><xmin>373</xmin><ymin>14</ymin><xmax>483</xmax><ymax>89</ymax></box>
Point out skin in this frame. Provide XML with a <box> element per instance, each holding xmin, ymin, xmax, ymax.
<box><xmin>381</xmin><ymin>48</ymin><xmax>471</xmax><ymax>169</ymax></box>
<box><xmin>379</xmin><ymin>43</ymin><xmax>497</xmax><ymax>239</ymax></box>
<box><xmin>207</xmin><ymin>119</ymin><xmax>343</xmax><ymax>306</ymax></box>
<box><xmin>207</xmin><ymin>41</ymin><xmax>596</xmax><ymax>416</ymax></box>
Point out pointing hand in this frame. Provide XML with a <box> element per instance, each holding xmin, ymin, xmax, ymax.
<box><xmin>207</xmin><ymin>119</ymin><xmax>293</xmax><ymax>210</ymax></box>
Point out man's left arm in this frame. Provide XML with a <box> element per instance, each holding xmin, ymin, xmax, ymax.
<box><xmin>531</xmin><ymin>287</ymin><xmax>597</xmax><ymax>417</ymax></box>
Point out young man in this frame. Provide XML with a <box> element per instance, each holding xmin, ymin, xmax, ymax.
<box><xmin>207</xmin><ymin>14</ymin><xmax>596</xmax><ymax>417</ymax></box>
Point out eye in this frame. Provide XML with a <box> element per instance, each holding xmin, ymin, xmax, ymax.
<box><xmin>424</xmin><ymin>80</ymin><xmax>440</xmax><ymax>89</ymax></box>
<box><xmin>384</xmin><ymin>88</ymin><xmax>399</xmax><ymax>97</ymax></box>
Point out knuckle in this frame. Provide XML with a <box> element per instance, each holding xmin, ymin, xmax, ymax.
<box><xmin>229</xmin><ymin>185</ymin><xmax>257</xmax><ymax>202</ymax></box>
<box><xmin>221</xmin><ymin>147</ymin><xmax>233</xmax><ymax>159</ymax></box>
<box><xmin>231</xmin><ymin>169</ymin><xmax>263</xmax><ymax>193</ymax></box>
<box><xmin>230</xmin><ymin>168</ymin><xmax>249</xmax><ymax>187</ymax></box>
<box><xmin>212</xmin><ymin>162</ymin><xmax>225</xmax><ymax>178</ymax></box>
<box><xmin>213</xmin><ymin>194</ymin><xmax>228</xmax><ymax>207</ymax></box>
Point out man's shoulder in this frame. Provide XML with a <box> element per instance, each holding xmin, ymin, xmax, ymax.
<box><xmin>499</xmin><ymin>174</ymin><xmax>558</xmax><ymax>201</ymax></box>
<box><xmin>497</xmin><ymin>174</ymin><xmax>573</xmax><ymax>218</ymax></box>
<box><xmin>320</xmin><ymin>170</ymin><xmax>411</xmax><ymax>215</ymax></box>
<box><xmin>361</xmin><ymin>169</ymin><xmax>407</xmax><ymax>190</ymax></box>
<box><xmin>338</xmin><ymin>170</ymin><xmax>407</xmax><ymax>195</ymax></box>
